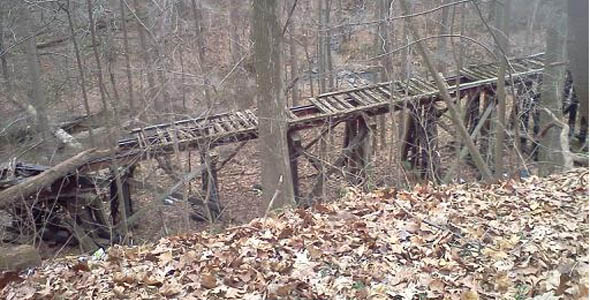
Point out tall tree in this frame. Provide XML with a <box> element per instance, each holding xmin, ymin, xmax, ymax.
<box><xmin>228</xmin><ymin>1</ymin><xmax>242</xmax><ymax>65</ymax></box>
<box><xmin>252</xmin><ymin>0</ymin><xmax>295</xmax><ymax>210</ymax></box>
<box><xmin>119</xmin><ymin>0</ymin><xmax>135</xmax><ymax>111</ymax></box>
<box><xmin>436</xmin><ymin>0</ymin><xmax>450</xmax><ymax>75</ymax></box>
<box><xmin>399</xmin><ymin>0</ymin><xmax>493</xmax><ymax>180</ymax></box>
<box><xmin>132</xmin><ymin>0</ymin><xmax>155</xmax><ymax>110</ymax></box>
<box><xmin>316</xmin><ymin>0</ymin><xmax>333</xmax><ymax>199</ymax></box>
<box><xmin>567</xmin><ymin>0</ymin><xmax>588</xmax><ymax>146</ymax></box>
<box><xmin>375</xmin><ymin>0</ymin><xmax>393</xmax><ymax>149</ymax></box>
<box><xmin>19</xmin><ymin>5</ymin><xmax>49</xmax><ymax>140</ymax></box>
<box><xmin>0</xmin><ymin>3</ymin><xmax>21</xmax><ymax>113</ymax></box>
<box><xmin>64</xmin><ymin>0</ymin><xmax>94</xmax><ymax>146</ymax></box>
<box><xmin>191</xmin><ymin>0</ymin><xmax>211</xmax><ymax>105</ymax></box>
<box><xmin>539</xmin><ymin>3</ymin><xmax>569</xmax><ymax>176</ymax></box>
<box><xmin>493</xmin><ymin>0</ymin><xmax>510</xmax><ymax>177</ymax></box>
<box><xmin>287</xmin><ymin>0</ymin><xmax>299</xmax><ymax>106</ymax></box>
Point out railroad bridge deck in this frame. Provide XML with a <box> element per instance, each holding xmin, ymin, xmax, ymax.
<box><xmin>88</xmin><ymin>53</ymin><xmax>545</xmax><ymax>169</ymax></box>
<box><xmin>1</xmin><ymin>53</ymin><xmax>553</xmax><ymax>249</ymax></box>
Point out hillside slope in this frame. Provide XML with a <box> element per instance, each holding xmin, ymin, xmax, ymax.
<box><xmin>1</xmin><ymin>169</ymin><xmax>588</xmax><ymax>299</ymax></box>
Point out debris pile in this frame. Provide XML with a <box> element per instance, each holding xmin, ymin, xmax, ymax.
<box><xmin>1</xmin><ymin>169</ymin><xmax>588</xmax><ymax>299</ymax></box>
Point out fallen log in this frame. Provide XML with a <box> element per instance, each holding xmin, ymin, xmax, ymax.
<box><xmin>0</xmin><ymin>245</ymin><xmax>41</xmax><ymax>271</ymax></box>
<box><xmin>0</xmin><ymin>148</ymin><xmax>108</xmax><ymax>210</ymax></box>
<box><xmin>53</xmin><ymin>128</ymin><xmax>83</xmax><ymax>150</ymax></box>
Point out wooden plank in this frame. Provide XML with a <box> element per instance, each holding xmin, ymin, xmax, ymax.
<box><xmin>360</xmin><ymin>89</ymin><xmax>381</xmax><ymax>103</ymax></box>
<box><xmin>521</xmin><ymin>58</ymin><xmax>544</xmax><ymax>69</ymax></box>
<box><xmin>309</xmin><ymin>97</ymin><xmax>335</xmax><ymax>114</ymax></box>
<box><xmin>394</xmin><ymin>81</ymin><xmax>411</xmax><ymax>96</ymax></box>
<box><xmin>136</xmin><ymin>132</ymin><xmax>146</xmax><ymax>149</ymax></box>
<box><xmin>380</xmin><ymin>82</ymin><xmax>405</xmax><ymax>98</ymax></box>
<box><xmin>218</xmin><ymin>114</ymin><xmax>235</xmax><ymax>131</ymax></box>
<box><xmin>412</xmin><ymin>77</ymin><xmax>437</xmax><ymax>92</ymax></box>
<box><xmin>212</xmin><ymin>120</ymin><xmax>225</xmax><ymax>135</ymax></box>
<box><xmin>401</xmin><ymin>79</ymin><xmax>422</xmax><ymax>95</ymax></box>
<box><xmin>235</xmin><ymin>111</ymin><xmax>253</xmax><ymax>128</ymax></box>
<box><xmin>461</xmin><ymin>68</ymin><xmax>486</xmax><ymax>81</ymax></box>
<box><xmin>410</xmin><ymin>78</ymin><xmax>428</xmax><ymax>92</ymax></box>
<box><xmin>286</xmin><ymin>108</ymin><xmax>298</xmax><ymax>120</ymax></box>
<box><xmin>471</xmin><ymin>66</ymin><xmax>497</xmax><ymax>78</ymax></box>
<box><xmin>155</xmin><ymin>128</ymin><xmax>168</xmax><ymax>145</ymax></box>
<box><xmin>348</xmin><ymin>91</ymin><xmax>372</xmax><ymax>106</ymax></box>
<box><xmin>333</xmin><ymin>95</ymin><xmax>355</xmax><ymax>109</ymax></box>
<box><xmin>231</xmin><ymin>114</ymin><xmax>245</xmax><ymax>130</ymax></box>
<box><xmin>245</xmin><ymin>110</ymin><xmax>259</xmax><ymax>126</ymax></box>
<box><xmin>177</xmin><ymin>127</ymin><xmax>193</xmax><ymax>140</ymax></box>
<box><xmin>360</xmin><ymin>89</ymin><xmax>385</xmax><ymax>104</ymax></box>
<box><xmin>324</xmin><ymin>96</ymin><xmax>346</xmax><ymax>111</ymax></box>
<box><xmin>478</xmin><ymin>64</ymin><xmax>500</xmax><ymax>75</ymax></box>
<box><xmin>375</xmin><ymin>86</ymin><xmax>393</xmax><ymax>99</ymax></box>
<box><xmin>322</xmin><ymin>97</ymin><xmax>341</xmax><ymax>112</ymax></box>
<box><xmin>507</xmin><ymin>61</ymin><xmax>529</xmax><ymax>72</ymax></box>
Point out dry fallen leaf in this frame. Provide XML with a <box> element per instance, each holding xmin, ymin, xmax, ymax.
<box><xmin>460</xmin><ymin>290</ymin><xmax>479</xmax><ymax>300</ymax></box>
<box><xmin>0</xmin><ymin>169</ymin><xmax>587</xmax><ymax>300</ymax></box>
<box><xmin>201</xmin><ymin>273</ymin><xmax>217</xmax><ymax>289</ymax></box>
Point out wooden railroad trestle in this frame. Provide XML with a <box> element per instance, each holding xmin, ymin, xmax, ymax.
<box><xmin>97</xmin><ymin>53</ymin><xmax>548</xmax><ymax>206</ymax></box>
<box><xmin>6</xmin><ymin>52</ymin><xmax>581</xmax><ymax>249</ymax></box>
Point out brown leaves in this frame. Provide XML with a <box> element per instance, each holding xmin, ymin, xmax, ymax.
<box><xmin>200</xmin><ymin>273</ymin><xmax>217</xmax><ymax>289</ymax></box>
<box><xmin>0</xmin><ymin>272</ymin><xmax>23</xmax><ymax>291</ymax></box>
<box><xmin>1</xmin><ymin>169</ymin><xmax>588</xmax><ymax>299</ymax></box>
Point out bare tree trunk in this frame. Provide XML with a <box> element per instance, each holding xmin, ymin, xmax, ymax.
<box><xmin>0</xmin><ymin>5</ymin><xmax>27</xmax><ymax>114</ymax></box>
<box><xmin>302</xmin><ymin>29</ymin><xmax>314</xmax><ymax>96</ymax></box>
<box><xmin>119</xmin><ymin>0</ymin><xmax>135</xmax><ymax>111</ymax></box>
<box><xmin>436</xmin><ymin>0</ymin><xmax>450</xmax><ymax>76</ymax></box>
<box><xmin>493</xmin><ymin>0</ymin><xmax>510</xmax><ymax>177</ymax></box>
<box><xmin>526</xmin><ymin>0</ymin><xmax>541</xmax><ymax>53</ymax></box>
<box><xmin>86</xmin><ymin>0</ymin><xmax>109</xmax><ymax>115</ymax></box>
<box><xmin>539</xmin><ymin>4</ymin><xmax>568</xmax><ymax>176</ymax></box>
<box><xmin>567</xmin><ymin>0</ymin><xmax>589</xmax><ymax>146</ymax></box>
<box><xmin>19</xmin><ymin>6</ymin><xmax>48</xmax><ymax>140</ymax></box>
<box><xmin>288</xmin><ymin>10</ymin><xmax>299</xmax><ymax>106</ymax></box>
<box><xmin>375</xmin><ymin>0</ymin><xmax>393</xmax><ymax>150</ymax></box>
<box><xmin>398</xmin><ymin>1</ymin><xmax>411</xmax><ymax>171</ymax></box>
<box><xmin>65</xmin><ymin>1</ymin><xmax>94</xmax><ymax>147</ymax></box>
<box><xmin>252</xmin><ymin>0</ymin><xmax>295</xmax><ymax>210</ymax></box>
<box><xmin>229</xmin><ymin>1</ymin><xmax>242</xmax><ymax>65</ymax></box>
<box><xmin>316</xmin><ymin>0</ymin><xmax>332</xmax><ymax>199</ymax></box>
<box><xmin>399</xmin><ymin>0</ymin><xmax>493</xmax><ymax>180</ymax></box>
<box><xmin>132</xmin><ymin>0</ymin><xmax>155</xmax><ymax>109</ymax></box>
<box><xmin>105</xmin><ymin>9</ymin><xmax>122</xmax><ymax>121</ymax></box>
<box><xmin>191</xmin><ymin>0</ymin><xmax>211</xmax><ymax>104</ymax></box>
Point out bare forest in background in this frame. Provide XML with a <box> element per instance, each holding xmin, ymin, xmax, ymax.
<box><xmin>0</xmin><ymin>0</ymin><xmax>588</xmax><ymax>257</ymax></box>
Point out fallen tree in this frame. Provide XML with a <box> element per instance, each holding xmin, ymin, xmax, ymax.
<box><xmin>0</xmin><ymin>148</ymin><xmax>108</xmax><ymax>210</ymax></box>
<box><xmin>0</xmin><ymin>245</ymin><xmax>41</xmax><ymax>271</ymax></box>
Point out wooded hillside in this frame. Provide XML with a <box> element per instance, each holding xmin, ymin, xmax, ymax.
<box><xmin>1</xmin><ymin>168</ymin><xmax>588</xmax><ymax>299</ymax></box>
<box><xmin>0</xmin><ymin>1</ymin><xmax>588</xmax><ymax>291</ymax></box>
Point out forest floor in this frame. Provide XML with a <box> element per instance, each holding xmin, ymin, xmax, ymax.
<box><xmin>1</xmin><ymin>168</ymin><xmax>587</xmax><ymax>299</ymax></box>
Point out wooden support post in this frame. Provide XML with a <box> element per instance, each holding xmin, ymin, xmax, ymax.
<box><xmin>479</xmin><ymin>89</ymin><xmax>495</xmax><ymax>162</ymax></box>
<box><xmin>287</xmin><ymin>132</ymin><xmax>301</xmax><ymax>203</ymax></box>
<box><xmin>531</xmin><ymin>92</ymin><xmax>541</xmax><ymax>160</ymax></box>
<box><xmin>401</xmin><ymin>105</ymin><xmax>418</xmax><ymax>168</ymax></box>
<box><xmin>517</xmin><ymin>82</ymin><xmax>535</xmax><ymax>152</ymax></box>
<box><xmin>63</xmin><ymin>213</ymin><xmax>99</xmax><ymax>253</ymax></box>
<box><xmin>201</xmin><ymin>150</ymin><xmax>220</xmax><ymax>221</ymax></box>
<box><xmin>464</xmin><ymin>89</ymin><xmax>481</xmax><ymax>135</ymax></box>
<box><xmin>343</xmin><ymin>119</ymin><xmax>359</xmax><ymax>175</ymax></box>
<box><xmin>363</xmin><ymin>117</ymin><xmax>376</xmax><ymax>190</ymax></box>
<box><xmin>109</xmin><ymin>167</ymin><xmax>133</xmax><ymax>227</ymax></box>
<box><xmin>346</xmin><ymin>115</ymin><xmax>372</xmax><ymax>189</ymax></box>
<box><xmin>419</xmin><ymin>101</ymin><xmax>440</xmax><ymax>181</ymax></box>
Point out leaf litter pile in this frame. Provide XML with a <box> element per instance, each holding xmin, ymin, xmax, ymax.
<box><xmin>2</xmin><ymin>169</ymin><xmax>588</xmax><ymax>299</ymax></box>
